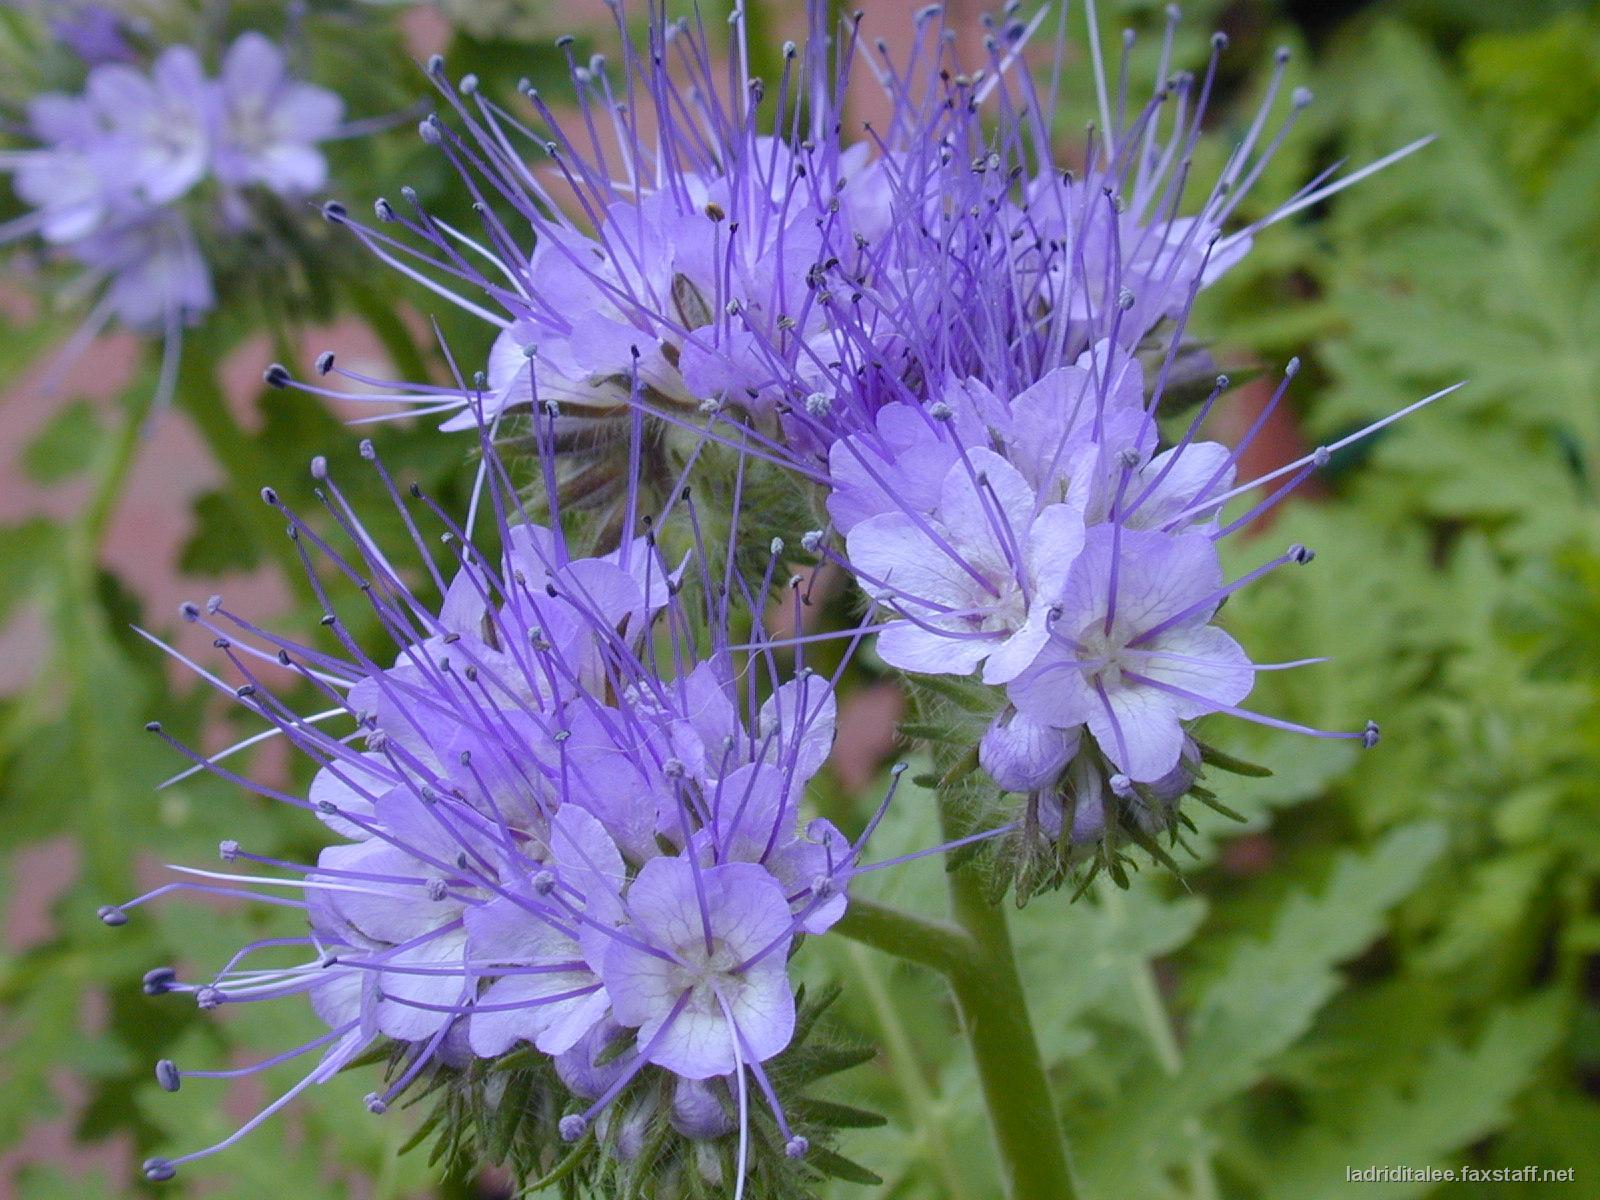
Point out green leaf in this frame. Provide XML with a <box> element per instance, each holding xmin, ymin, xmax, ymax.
<box><xmin>1261</xmin><ymin>996</ymin><xmax>1564</xmax><ymax>1200</ymax></box>
<box><xmin>21</xmin><ymin>399</ymin><xmax>103</xmax><ymax>484</ymax></box>
<box><xmin>1070</xmin><ymin>824</ymin><xmax>1446</xmax><ymax>1197</ymax></box>
<box><xmin>178</xmin><ymin>491</ymin><xmax>264</xmax><ymax>575</ymax></box>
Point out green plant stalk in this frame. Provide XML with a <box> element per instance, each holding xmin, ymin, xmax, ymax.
<box><xmin>832</xmin><ymin>895</ymin><xmax>976</xmax><ymax>976</ymax></box>
<box><xmin>834</xmin><ymin>846</ymin><xmax>1079</xmax><ymax>1197</ymax></box>
<box><xmin>938</xmin><ymin>799</ymin><xmax>1079</xmax><ymax>1200</ymax></box>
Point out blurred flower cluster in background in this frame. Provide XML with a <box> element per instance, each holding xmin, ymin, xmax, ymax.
<box><xmin>2</xmin><ymin>0</ymin><xmax>1599</xmax><ymax>1197</ymax></box>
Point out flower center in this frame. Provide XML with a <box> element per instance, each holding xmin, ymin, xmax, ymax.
<box><xmin>672</xmin><ymin>936</ymin><xmax>742</xmax><ymax>1007</ymax></box>
<box><xmin>976</xmin><ymin>574</ymin><xmax>1027</xmax><ymax>634</ymax></box>
<box><xmin>1075</xmin><ymin>623</ymin><xmax>1130</xmax><ymax>689</ymax></box>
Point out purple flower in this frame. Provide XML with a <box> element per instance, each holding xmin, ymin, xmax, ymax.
<box><xmin>2</xmin><ymin>27</ymin><xmax>344</xmax><ymax>408</ymax></box>
<box><xmin>86</xmin><ymin>46</ymin><xmax>211</xmax><ymax>205</ymax></box>
<box><xmin>1007</xmin><ymin>527</ymin><xmax>1253</xmax><ymax>782</ymax></box>
<box><xmin>317</xmin><ymin>0</ymin><xmax>1437</xmax><ymax>499</ymax></box>
<box><xmin>671</xmin><ymin>1076</ymin><xmax>737</xmax><ymax>1139</ymax></box>
<box><xmin>71</xmin><ymin>209</ymin><xmax>214</xmax><ymax>332</ymax></box>
<box><xmin>211</xmin><ymin>33</ymin><xmax>343</xmax><ymax>196</ymax></box>
<box><xmin>47</xmin><ymin>3</ymin><xmax>139</xmax><ymax>66</ymax></box>
<box><xmin>808</xmin><ymin>290</ymin><xmax>1420</xmax><ymax>829</ymax></box>
<box><xmin>602</xmin><ymin>857</ymin><xmax>796</xmax><ymax>1081</ymax></box>
<box><xmin>845</xmin><ymin>445</ymin><xmax>1085</xmax><ymax>683</ymax></box>
<box><xmin>118</xmin><ymin>429</ymin><xmax>893</xmax><ymax>1186</ymax></box>
<box><xmin>981</xmin><ymin>708</ymin><xmax>1080</xmax><ymax>794</ymax></box>
<box><xmin>465</xmin><ymin>806</ymin><xmax>621</xmax><ymax>1058</ymax></box>
<box><xmin>311</xmin><ymin>16</ymin><xmax>929</xmax><ymax>460</ymax></box>
<box><xmin>8</xmin><ymin>92</ymin><xmax>118</xmax><ymax>242</ymax></box>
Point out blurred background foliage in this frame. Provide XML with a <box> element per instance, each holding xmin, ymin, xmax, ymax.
<box><xmin>2</xmin><ymin>0</ymin><xmax>1598</xmax><ymax>1197</ymax></box>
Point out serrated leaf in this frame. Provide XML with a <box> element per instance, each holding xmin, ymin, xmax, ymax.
<box><xmin>1070</xmin><ymin>823</ymin><xmax>1446</xmax><ymax>1195</ymax></box>
<box><xmin>1261</xmin><ymin>996</ymin><xmax>1564</xmax><ymax>1200</ymax></box>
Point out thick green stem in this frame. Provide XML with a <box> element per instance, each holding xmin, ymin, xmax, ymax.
<box><xmin>833</xmin><ymin>843</ymin><xmax>1079</xmax><ymax>1197</ymax></box>
<box><xmin>939</xmin><ymin>802</ymin><xmax>1079</xmax><ymax>1200</ymax></box>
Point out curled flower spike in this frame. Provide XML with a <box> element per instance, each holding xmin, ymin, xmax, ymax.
<box><xmin>636</xmin><ymin>1</ymin><xmax>1453</xmax><ymax>894</ymax></box>
<box><xmin>117</xmin><ymin>411</ymin><xmax>918</xmax><ymax>1192</ymax></box>
<box><xmin>95</xmin><ymin>0</ymin><xmax>1464</xmax><ymax>1191</ymax></box>
<box><xmin>310</xmin><ymin>0</ymin><xmax>1438</xmax><ymax>556</ymax></box>
<box><xmin>810</xmin><ymin>322</ymin><xmax>1453</xmax><ymax>893</ymax></box>
<box><xmin>308</xmin><ymin>2</ymin><xmax>955</xmax><ymax>508</ymax></box>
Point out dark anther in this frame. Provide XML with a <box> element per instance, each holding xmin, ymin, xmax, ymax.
<box><xmin>142</xmin><ymin>967</ymin><xmax>177</xmax><ymax>995</ymax></box>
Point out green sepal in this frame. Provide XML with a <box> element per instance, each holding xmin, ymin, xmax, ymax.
<box><xmin>805</xmin><ymin>1144</ymin><xmax>885</xmax><ymax>1186</ymax></box>
<box><xmin>786</xmin><ymin>1098</ymin><xmax>890</xmax><ymax>1129</ymax></box>
<box><xmin>523</xmin><ymin>1133</ymin><xmax>594</xmax><ymax>1192</ymax></box>
<box><xmin>904</xmin><ymin>672</ymin><xmax>999</xmax><ymax>715</ymax></box>
<box><xmin>1197</xmin><ymin>741</ymin><xmax>1274</xmax><ymax>777</ymax></box>
<box><xmin>395</xmin><ymin>1108</ymin><xmax>445</xmax><ymax>1158</ymax></box>
<box><xmin>898</xmin><ymin>720</ymin><xmax>968</xmax><ymax>744</ymax></box>
<box><xmin>1188</xmin><ymin>786</ymin><xmax>1249</xmax><ymax>823</ymax></box>
<box><xmin>779</xmin><ymin>1041</ymin><xmax>879</xmax><ymax>1081</ymax></box>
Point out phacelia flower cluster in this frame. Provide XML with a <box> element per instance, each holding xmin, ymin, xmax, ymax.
<box><xmin>114</xmin><ymin>0</ymin><xmax>1455</xmax><ymax>1189</ymax></box>
<box><xmin>112</xmin><ymin>422</ymin><xmax>911</xmax><ymax>1192</ymax></box>
<box><xmin>290</xmin><ymin>0</ymin><xmax>1448</xmax><ymax>877</ymax></box>
<box><xmin>1</xmin><ymin>28</ymin><xmax>343</xmax><ymax>399</ymax></box>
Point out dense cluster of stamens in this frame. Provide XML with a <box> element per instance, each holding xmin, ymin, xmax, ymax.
<box><xmin>111</xmin><ymin>412</ymin><xmax>939</xmax><ymax>1188</ymax></box>
<box><xmin>285</xmin><ymin>0</ymin><xmax>1449</xmax><ymax>863</ymax></box>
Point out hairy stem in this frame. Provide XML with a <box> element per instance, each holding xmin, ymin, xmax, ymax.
<box><xmin>938</xmin><ymin>801</ymin><xmax>1079</xmax><ymax>1200</ymax></box>
<box><xmin>832</xmin><ymin>895</ymin><xmax>977</xmax><ymax>976</ymax></box>
<box><xmin>833</xmin><ymin>821</ymin><xmax>1079</xmax><ymax>1196</ymax></box>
